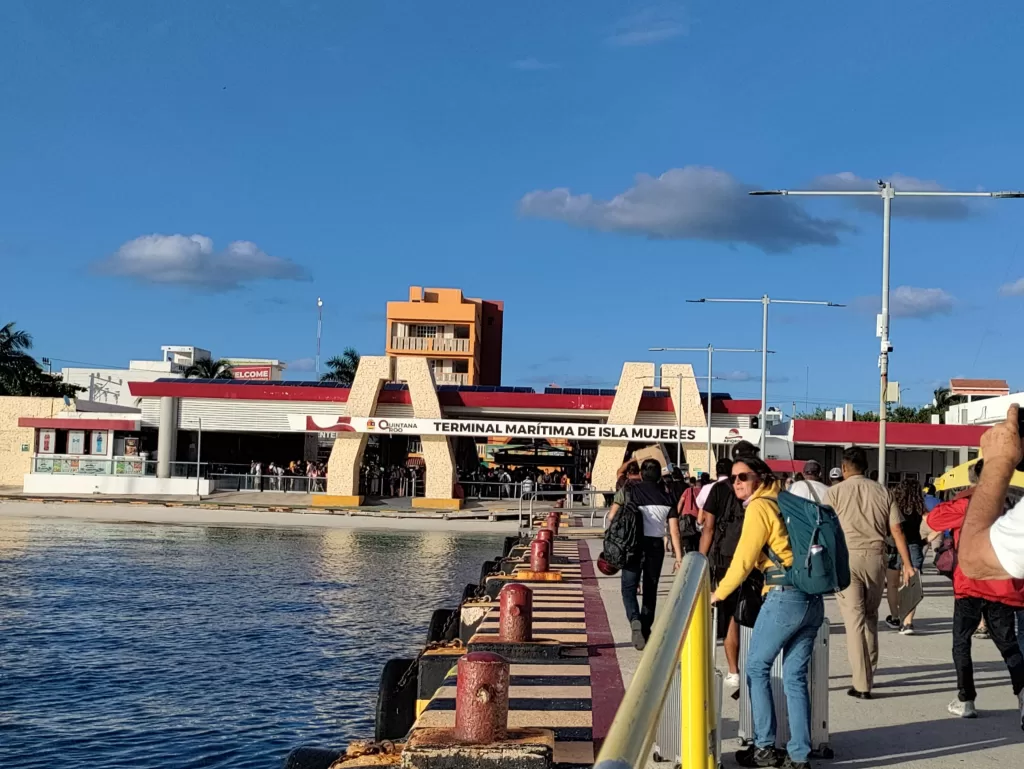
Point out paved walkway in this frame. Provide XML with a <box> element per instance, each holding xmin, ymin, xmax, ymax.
<box><xmin>589</xmin><ymin>538</ymin><xmax>1024</xmax><ymax>768</ymax></box>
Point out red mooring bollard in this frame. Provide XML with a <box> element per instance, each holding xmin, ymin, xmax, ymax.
<box><xmin>454</xmin><ymin>651</ymin><xmax>510</xmax><ymax>744</ymax></box>
<box><xmin>498</xmin><ymin>583</ymin><xmax>533</xmax><ymax>642</ymax></box>
<box><xmin>530</xmin><ymin>539</ymin><xmax>550</xmax><ymax>573</ymax></box>
<box><xmin>546</xmin><ymin>512</ymin><xmax>560</xmax><ymax>535</ymax></box>
<box><xmin>536</xmin><ymin>528</ymin><xmax>553</xmax><ymax>545</ymax></box>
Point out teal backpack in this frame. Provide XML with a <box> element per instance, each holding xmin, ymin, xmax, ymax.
<box><xmin>764</xmin><ymin>489</ymin><xmax>851</xmax><ymax>595</ymax></box>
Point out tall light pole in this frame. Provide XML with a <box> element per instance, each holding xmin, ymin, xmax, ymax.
<box><xmin>315</xmin><ymin>297</ymin><xmax>324</xmax><ymax>378</ymax></box>
<box><xmin>750</xmin><ymin>182</ymin><xmax>1022</xmax><ymax>482</ymax></box>
<box><xmin>687</xmin><ymin>296</ymin><xmax>843</xmax><ymax>454</ymax></box>
<box><xmin>649</xmin><ymin>345</ymin><xmax>761</xmax><ymax>473</ymax></box>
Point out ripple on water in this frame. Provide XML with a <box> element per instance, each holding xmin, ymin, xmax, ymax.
<box><xmin>0</xmin><ymin>519</ymin><xmax>503</xmax><ymax>768</ymax></box>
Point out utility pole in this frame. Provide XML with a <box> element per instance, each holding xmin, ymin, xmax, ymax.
<box><xmin>687</xmin><ymin>296</ymin><xmax>842</xmax><ymax>454</ymax></box>
<box><xmin>750</xmin><ymin>181</ymin><xmax>1023</xmax><ymax>483</ymax></box>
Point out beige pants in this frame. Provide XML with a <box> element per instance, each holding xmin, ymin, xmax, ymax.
<box><xmin>835</xmin><ymin>549</ymin><xmax>887</xmax><ymax>692</ymax></box>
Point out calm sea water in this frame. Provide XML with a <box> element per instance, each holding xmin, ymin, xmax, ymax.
<box><xmin>0</xmin><ymin>518</ymin><xmax>504</xmax><ymax>768</ymax></box>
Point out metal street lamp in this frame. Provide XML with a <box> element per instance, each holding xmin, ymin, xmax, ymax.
<box><xmin>749</xmin><ymin>182</ymin><xmax>1023</xmax><ymax>482</ymax></box>
<box><xmin>649</xmin><ymin>345</ymin><xmax>761</xmax><ymax>473</ymax></box>
<box><xmin>686</xmin><ymin>296</ymin><xmax>843</xmax><ymax>454</ymax></box>
<box><xmin>635</xmin><ymin>371</ymin><xmax>726</xmax><ymax>473</ymax></box>
<box><xmin>315</xmin><ymin>297</ymin><xmax>324</xmax><ymax>378</ymax></box>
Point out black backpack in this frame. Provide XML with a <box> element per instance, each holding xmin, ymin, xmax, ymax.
<box><xmin>603</xmin><ymin>486</ymin><xmax>641</xmax><ymax>570</ymax></box>
<box><xmin>710</xmin><ymin>486</ymin><xmax>745</xmax><ymax>572</ymax></box>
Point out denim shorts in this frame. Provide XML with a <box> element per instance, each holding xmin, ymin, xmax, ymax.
<box><xmin>892</xmin><ymin>542</ymin><xmax>925</xmax><ymax>571</ymax></box>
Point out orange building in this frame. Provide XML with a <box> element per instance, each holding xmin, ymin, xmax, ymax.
<box><xmin>385</xmin><ymin>286</ymin><xmax>504</xmax><ymax>386</ymax></box>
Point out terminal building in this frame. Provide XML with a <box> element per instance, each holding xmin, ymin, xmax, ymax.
<box><xmin>4</xmin><ymin>357</ymin><xmax>996</xmax><ymax>505</ymax></box>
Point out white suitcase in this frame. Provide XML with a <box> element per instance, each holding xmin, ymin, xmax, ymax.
<box><xmin>737</xmin><ymin>618</ymin><xmax>832</xmax><ymax>759</ymax></box>
<box><xmin>653</xmin><ymin>666</ymin><xmax>723</xmax><ymax>768</ymax></box>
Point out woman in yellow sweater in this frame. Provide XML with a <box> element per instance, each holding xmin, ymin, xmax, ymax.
<box><xmin>712</xmin><ymin>456</ymin><xmax>825</xmax><ymax>769</ymax></box>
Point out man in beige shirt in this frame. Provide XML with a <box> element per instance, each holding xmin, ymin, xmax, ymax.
<box><xmin>827</xmin><ymin>447</ymin><xmax>916</xmax><ymax>698</ymax></box>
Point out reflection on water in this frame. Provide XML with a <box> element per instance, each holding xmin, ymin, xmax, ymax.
<box><xmin>0</xmin><ymin>518</ymin><xmax>503</xmax><ymax>768</ymax></box>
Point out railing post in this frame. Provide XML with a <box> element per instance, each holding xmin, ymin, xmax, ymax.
<box><xmin>680</xmin><ymin>574</ymin><xmax>713</xmax><ymax>769</ymax></box>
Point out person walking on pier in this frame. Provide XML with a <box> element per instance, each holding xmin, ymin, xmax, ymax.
<box><xmin>928</xmin><ymin>457</ymin><xmax>1024</xmax><ymax>723</ymax></box>
<box><xmin>607</xmin><ymin>458</ymin><xmax>683</xmax><ymax>651</ymax></box>
<box><xmin>826</xmin><ymin>447</ymin><xmax>916</xmax><ymax>699</ymax></box>
<box><xmin>711</xmin><ymin>456</ymin><xmax>823</xmax><ymax>769</ymax></box>
<box><xmin>884</xmin><ymin>479</ymin><xmax>929</xmax><ymax>635</ymax></box>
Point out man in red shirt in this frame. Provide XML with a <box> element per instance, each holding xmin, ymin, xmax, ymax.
<box><xmin>927</xmin><ymin>459</ymin><xmax>1024</xmax><ymax>724</ymax></box>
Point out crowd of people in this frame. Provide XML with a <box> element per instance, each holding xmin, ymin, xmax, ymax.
<box><xmin>248</xmin><ymin>460</ymin><xmax>327</xmax><ymax>491</ymax></box>
<box><xmin>603</xmin><ymin>408</ymin><xmax>1024</xmax><ymax>769</ymax></box>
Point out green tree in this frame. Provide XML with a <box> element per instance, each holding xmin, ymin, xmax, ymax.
<box><xmin>0</xmin><ymin>321</ymin><xmax>82</xmax><ymax>397</ymax></box>
<box><xmin>321</xmin><ymin>347</ymin><xmax>360</xmax><ymax>386</ymax></box>
<box><xmin>183</xmin><ymin>358</ymin><xmax>235</xmax><ymax>379</ymax></box>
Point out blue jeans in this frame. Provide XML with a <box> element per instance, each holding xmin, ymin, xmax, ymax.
<box><xmin>1018</xmin><ymin>609</ymin><xmax>1024</xmax><ymax>657</ymax></box>
<box><xmin>746</xmin><ymin>588</ymin><xmax>825</xmax><ymax>762</ymax></box>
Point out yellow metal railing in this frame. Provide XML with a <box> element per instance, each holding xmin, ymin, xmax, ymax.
<box><xmin>593</xmin><ymin>553</ymin><xmax>716</xmax><ymax>769</ymax></box>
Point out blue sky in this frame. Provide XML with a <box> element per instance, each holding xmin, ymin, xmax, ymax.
<box><xmin>3</xmin><ymin>1</ymin><xmax>1024</xmax><ymax>413</ymax></box>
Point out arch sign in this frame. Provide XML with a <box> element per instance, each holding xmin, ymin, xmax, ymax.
<box><xmin>289</xmin><ymin>414</ymin><xmax>758</xmax><ymax>445</ymax></box>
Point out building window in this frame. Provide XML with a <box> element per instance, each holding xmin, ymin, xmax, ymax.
<box><xmin>454</xmin><ymin>325</ymin><xmax>470</xmax><ymax>339</ymax></box>
<box><xmin>453</xmin><ymin>359</ymin><xmax>469</xmax><ymax>374</ymax></box>
<box><xmin>412</xmin><ymin>325</ymin><xmax>439</xmax><ymax>338</ymax></box>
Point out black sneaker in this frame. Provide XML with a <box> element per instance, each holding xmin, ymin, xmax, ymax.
<box><xmin>630</xmin><ymin>619</ymin><xmax>646</xmax><ymax>651</ymax></box>
<box><xmin>736</xmin><ymin>745</ymin><xmax>782</xmax><ymax>768</ymax></box>
<box><xmin>884</xmin><ymin>615</ymin><xmax>900</xmax><ymax>630</ymax></box>
<box><xmin>782</xmin><ymin>757</ymin><xmax>811</xmax><ymax>769</ymax></box>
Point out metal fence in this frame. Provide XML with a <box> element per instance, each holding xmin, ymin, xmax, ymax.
<box><xmin>209</xmin><ymin>474</ymin><xmax>327</xmax><ymax>493</ymax></box>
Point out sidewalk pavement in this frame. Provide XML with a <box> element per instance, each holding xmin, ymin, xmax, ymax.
<box><xmin>588</xmin><ymin>539</ymin><xmax>1024</xmax><ymax>768</ymax></box>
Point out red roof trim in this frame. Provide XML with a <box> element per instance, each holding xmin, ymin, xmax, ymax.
<box><xmin>792</xmin><ymin>419</ymin><xmax>987</xmax><ymax>448</ymax></box>
<box><xmin>18</xmin><ymin>418</ymin><xmax>139</xmax><ymax>430</ymax></box>
<box><xmin>127</xmin><ymin>381</ymin><xmax>761</xmax><ymax>414</ymax></box>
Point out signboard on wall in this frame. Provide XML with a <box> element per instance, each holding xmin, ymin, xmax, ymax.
<box><xmin>38</xmin><ymin>428</ymin><xmax>56</xmax><ymax>454</ymax></box>
<box><xmin>91</xmin><ymin>430</ymin><xmax>108</xmax><ymax>456</ymax></box>
<box><xmin>289</xmin><ymin>414</ymin><xmax>759</xmax><ymax>445</ymax></box>
<box><xmin>67</xmin><ymin>430</ymin><xmax>86</xmax><ymax>455</ymax></box>
<box><xmin>230</xmin><ymin>365</ymin><xmax>273</xmax><ymax>380</ymax></box>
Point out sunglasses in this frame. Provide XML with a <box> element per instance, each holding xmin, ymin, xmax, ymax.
<box><xmin>730</xmin><ymin>472</ymin><xmax>760</xmax><ymax>483</ymax></box>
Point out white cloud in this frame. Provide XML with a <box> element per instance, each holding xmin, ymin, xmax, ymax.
<box><xmin>511</xmin><ymin>57</ymin><xmax>558</xmax><ymax>71</ymax></box>
<box><xmin>608</xmin><ymin>6</ymin><xmax>688</xmax><ymax>47</ymax></box>
<box><xmin>999</xmin><ymin>278</ymin><xmax>1024</xmax><ymax>297</ymax></box>
<box><xmin>716</xmin><ymin>370</ymin><xmax>789</xmax><ymax>384</ymax></box>
<box><xmin>288</xmin><ymin>357</ymin><xmax>316</xmax><ymax>372</ymax></box>
<box><xmin>810</xmin><ymin>172</ymin><xmax>975</xmax><ymax>220</ymax></box>
<box><xmin>519</xmin><ymin>166</ymin><xmax>853</xmax><ymax>253</ymax></box>
<box><xmin>95</xmin><ymin>234</ymin><xmax>310</xmax><ymax>290</ymax></box>
<box><xmin>853</xmin><ymin>286</ymin><xmax>956</xmax><ymax>318</ymax></box>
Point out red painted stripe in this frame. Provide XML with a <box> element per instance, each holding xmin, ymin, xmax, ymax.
<box><xmin>126</xmin><ymin>380</ymin><xmax>761</xmax><ymax>414</ymax></box>
<box><xmin>18</xmin><ymin>418</ymin><xmax>139</xmax><ymax>430</ymax></box>
<box><xmin>793</xmin><ymin>419</ymin><xmax>987</xmax><ymax>448</ymax></box>
<box><xmin>578</xmin><ymin>540</ymin><xmax>624</xmax><ymax>750</ymax></box>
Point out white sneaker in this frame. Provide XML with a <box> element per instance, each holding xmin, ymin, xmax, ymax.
<box><xmin>725</xmin><ymin>672</ymin><xmax>741</xmax><ymax>688</ymax></box>
<box><xmin>948</xmin><ymin>699</ymin><xmax>978</xmax><ymax>719</ymax></box>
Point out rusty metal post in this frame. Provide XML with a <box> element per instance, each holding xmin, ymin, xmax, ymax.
<box><xmin>546</xmin><ymin>512</ymin><xmax>560</xmax><ymax>535</ymax></box>
<box><xmin>454</xmin><ymin>651</ymin><xmax>510</xmax><ymax>744</ymax></box>
<box><xmin>529</xmin><ymin>539</ymin><xmax>550</xmax><ymax>573</ymax></box>
<box><xmin>536</xmin><ymin>528</ymin><xmax>553</xmax><ymax>546</ymax></box>
<box><xmin>498</xmin><ymin>583</ymin><xmax>533</xmax><ymax>642</ymax></box>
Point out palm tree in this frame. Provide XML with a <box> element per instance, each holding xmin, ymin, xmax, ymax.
<box><xmin>1</xmin><ymin>321</ymin><xmax>41</xmax><ymax>395</ymax></box>
<box><xmin>0</xmin><ymin>321</ymin><xmax>81</xmax><ymax>397</ymax></box>
<box><xmin>931</xmin><ymin>386</ymin><xmax>964</xmax><ymax>423</ymax></box>
<box><xmin>183</xmin><ymin>358</ymin><xmax>235</xmax><ymax>379</ymax></box>
<box><xmin>321</xmin><ymin>347</ymin><xmax>360</xmax><ymax>386</ymax></box>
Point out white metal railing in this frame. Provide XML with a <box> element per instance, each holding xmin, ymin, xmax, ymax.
<box><xmin>31</xmin><ymin>457</ymin><xmax>207</xmax><ymax>478</ymax></box>
<box><xmin>390</xmin><ymin>336</ymin><xmax>471</xmax><ymax>353</ymax></box>
<box><xmin>434</xmin><ymin>371</ymin><xmax>469</xmax><ymax>385</ymax></box>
